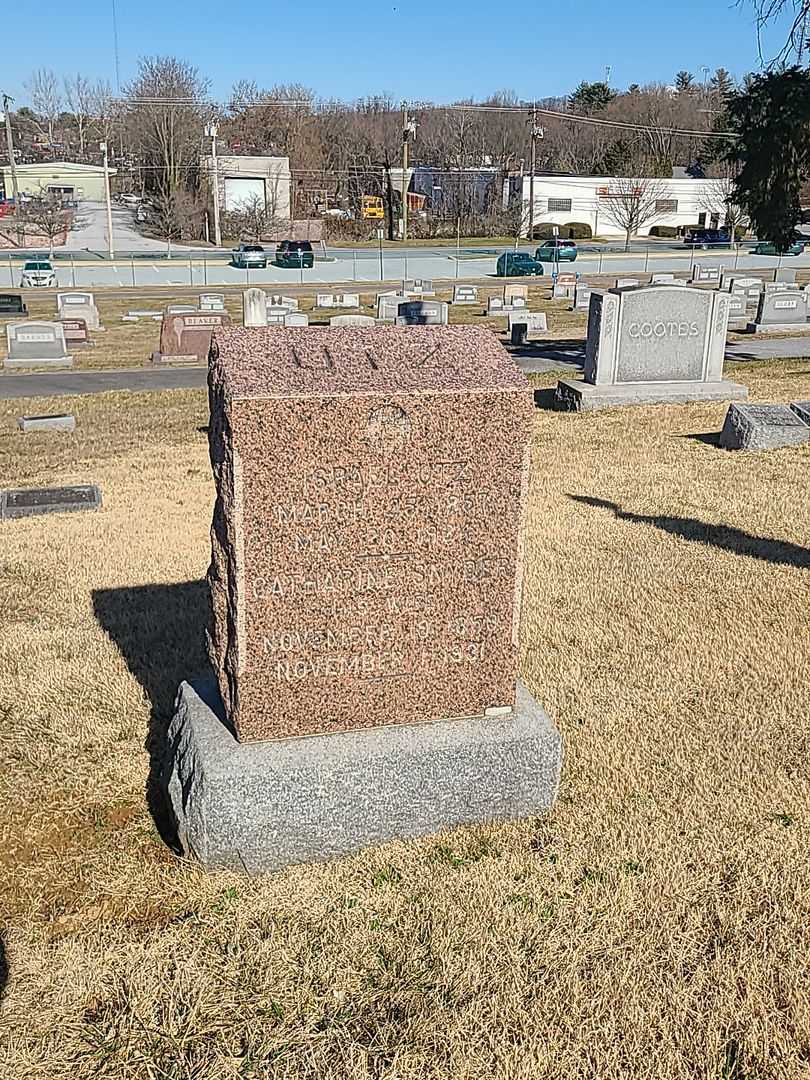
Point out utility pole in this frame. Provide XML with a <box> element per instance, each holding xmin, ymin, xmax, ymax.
<box><xmin>528</xmin><ymin>104</ymin><xmax>543</xmax><ymax>244</ymax></box>
<box><xmin>205</xmin><ymin>122</ymin><xmax>222</xmax><ymax>247</ymax></box>
<box><xmin>1</xmin><ymin>94</ymin><xmax>22</xmax><ymax>244</ymax></box>
<box><xmin>401</xmin><ymin>103</ymin><xmax>416</xmax><ymax>242</ymax></box>
<box><xmin>100</xmin><ymin>140</ymin><xmax>115</xmax><ymax>258</ymax></box>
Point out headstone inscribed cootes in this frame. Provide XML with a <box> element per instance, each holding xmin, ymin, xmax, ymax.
<box><xmin>556</xmin><ymin>284</ymin><xmax>748</xmax><ymax>410</ymax></box>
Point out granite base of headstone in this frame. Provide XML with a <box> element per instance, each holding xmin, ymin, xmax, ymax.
<box><xmin>17</xmin><ymin>413</ymin><xmax>76</xmax><ymax>433</ymax></box>
<box><xmin>4</xmin><ymin>321</ymin><xmax>73</xmax><ymax>369</ymax></box>
<box><xmin>791</xmin><ymin>400</ymin><xmax>810</xmax><ymax>425</ymax></box>
<box><xmin>329</xmin><ymin>314</ymin><xmax>375</xmax><ymax>327</ymax></box>
<box><xmin>0</xmin><ymin>484</ymin><xmax>101</xmax><ymax>520</ymax></box>
<box><xmin>555</xmin><ymin>284</ymin><xmax>748</xmax><ymax>411</ymax></box>
<box><xmin>162</xmin><ymin>324</ymin><xmax>562</xmax><ymax>872</ymax></box>
<box><xmin>720</xmin><ymin>402</ymin><xmax>810</xmax><ymax>450</ymax></box>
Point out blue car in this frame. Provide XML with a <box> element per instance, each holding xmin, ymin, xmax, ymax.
<box><xmin>534</xmin><ymin>239</ymin><xmax>578</xmax><ymax>262</ymax></box>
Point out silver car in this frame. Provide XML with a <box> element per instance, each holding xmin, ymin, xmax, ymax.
<box><xmin>20</xmin><ymin>260</ymin><xmax>57</xmax><ymax>287</ymax></box>
<box><xmin>231</xmin><ymin>244</ymin><xmax>267</xmax><ymax>269</ymax></box>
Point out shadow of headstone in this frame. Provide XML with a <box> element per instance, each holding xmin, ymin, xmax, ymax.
<box><xmin>92</xmin><ymin>580</ymin><xmax>210</xmax><ymax>850</ymax></box>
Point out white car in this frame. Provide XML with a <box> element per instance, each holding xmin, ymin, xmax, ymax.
<box><xmin>117</xmin><ymin>193</ymin><xmax>142</xmax><ymax>208</ymax></box>
<box><xmin>20</xmin><ymin>260</ymin><xmax>57</xmax><ymax>287</ymax></box>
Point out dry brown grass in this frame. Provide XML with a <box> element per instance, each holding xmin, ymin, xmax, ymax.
<box><xmin>1</xmin><ymin>359</ymin><xmax>809</xmax><ymax>1079</ymax></box>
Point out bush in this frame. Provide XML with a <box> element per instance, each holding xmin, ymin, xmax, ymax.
<box><xmin>649</xmin><ymin>225</ymin><xmax>678</xmax><ymax>238</ymax></box>
<box><xmin>532</xmin><ymin>221</ymin><xmax>592</xmax><ymax>240</ymax></box>
<box><xmin>561</xmin><ymin>221</ymin><xmax>593</xmax><ymax>239</ymax></box>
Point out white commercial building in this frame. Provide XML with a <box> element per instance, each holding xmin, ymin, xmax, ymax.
<box><xmin>517</xmin><ymin>175</ymin><xmax>730</xmax><ymax>240</ymax></box>
<box><xmin>0</xmin><ymin>161</ymin><xmax>117</xmax><ymax>203</ymax></box>
<box><xmin>201</xmin><ymin>154</ymin><xmax>292</xmax><ymax>218</ymax></box>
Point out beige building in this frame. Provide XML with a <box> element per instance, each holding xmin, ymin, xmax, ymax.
<box><xmin>201</xmin><ymin>154</ymin><xmax>291</xmax><ymax>218</ymax></box>
<box><xmin>1</xmin><ymin>161</ymin><xmax>116</xmax><ymax>202</ymax></box>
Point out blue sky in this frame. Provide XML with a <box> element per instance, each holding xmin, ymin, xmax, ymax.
<box><xmin>2</xmin><ymin>0</ymin><xmax>796</xmax><ymax>105</ymax></box>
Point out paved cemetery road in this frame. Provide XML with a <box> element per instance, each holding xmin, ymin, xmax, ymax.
<box><xmin>3</xmin><ymin>336</ymin><xmax>809</xmax><ymax>401</ymax></box>
<box><xmin>0</xmin><ymin>366</ymin><xmax>208</xmax><ymax>400</ymax></box>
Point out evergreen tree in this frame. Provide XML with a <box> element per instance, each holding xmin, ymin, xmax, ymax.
<box><xmin>726</xmin><ymin>67</ymin><xmax>810</xmax><ymax>249</ymax></box>
<box><xmin>675</xmin><ymin>71</ymin><xmax>695</xmax><ymax>93</ymax></box>
<box><xmin>568</xmin><ymin>81</ymin><xmax>616</xmax><ymax>113</ymax></box>
<box><xmin>710</xmin><ymin>67</ymin><xmax>735</xmax><ymax>99</ymax></box>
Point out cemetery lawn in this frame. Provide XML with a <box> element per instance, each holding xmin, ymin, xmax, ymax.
<box><xmin>1</xmin><ymin>359</ymin><xmax>809</xmax><ymax>1079</ymax></box>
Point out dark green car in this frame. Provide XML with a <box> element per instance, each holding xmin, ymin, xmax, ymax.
<box><xmin>496</xmin><ymin>252</ymin><xmax>544</xmax><ymax>276</ymax></box>
<box><xmin>275</xmin><ymin>240</ymin><xmax>315</xmax><ymax>269</ymax></box>
<box><xmin>751</xmin><ymin>240</ymin><xmax>804</xmax><ymax>256</ymax></box>
<box><xmin>534</xmin><ymin>239</ymin><xmax>578</xmax><ymax>262</ymax></box>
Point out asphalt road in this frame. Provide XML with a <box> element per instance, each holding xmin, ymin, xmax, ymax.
<box><xmin>2</xmin><ymin>338</ymin><xmax>809</xmax><ymax>400</ymax></box>
<box><xmin>3</xmin><ymin>201</ymin><xmax>808</xmax><ymax>289</ymax></box>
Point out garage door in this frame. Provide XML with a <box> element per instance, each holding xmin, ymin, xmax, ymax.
<box><xmin>224</xmin><ymin>177</ymin><xmax>266</xmax><ymax>212</ymax></box>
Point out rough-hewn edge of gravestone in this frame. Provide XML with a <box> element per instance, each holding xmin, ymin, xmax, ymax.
<box><xmin>554</xmin><ymin>378</ymin><xmax>749</xmax><ymax>412</ymax></box>
<box><xmin>163</xmin><ymin>674</ymin><xmax>562</xmax><ymax>873</ymax></box>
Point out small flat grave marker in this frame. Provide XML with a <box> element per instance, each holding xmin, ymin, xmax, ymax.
<box><xmin>1</xmin><ymin>484</ymin><xmax>101</xmax><ymax>520</ymax></box>
<box><xmin>720</xmin><ymin>402</ymin><xmax>810</xmax><ymax>451</ymax></box>
<box><xmin>790</xmin><ymin>400</ymin><xmax>810</xmax><ymax>425</ymax></box>
<box><xmin>616</xmin><ymin>277</ymin><xmax>641</xmax><ymax>289</ymax></box>
<box><xmin>17</xmin><ymin>413</ymin><xmax>76</xmax><ymax>433</ymax></box>
<box><xmin>395</xmin><ymin>300</ymin><xmax>449</xmax><ymax>325</ymax></box>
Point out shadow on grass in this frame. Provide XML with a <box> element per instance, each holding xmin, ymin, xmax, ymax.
<box><xmin>509</xmin><ymin>338</ymin><xmax>586</xmax><ymax>369</ymax></box>
<box><xmin>533</xmin><ymin>388</ymin><xmax>558</xmax><ymax>411</ymax></box>
<box><xmin>569</xmin><ymin>495</ymin><xmax>810</xmax><ymax>570</ymax></box>
<box><xmin>677</xmin><ymin>430</ymin><xmax>722</xmax><ymax>447</ymax></box>
<box><xmin>0</xmin><ymin>934</ymin><xmax>8</xmax><ymax>1004</ymax></box>
<box><xmin>92</xmin><ymin>579</ymin><xmax>210</xmax><ymax>850</ymax></box>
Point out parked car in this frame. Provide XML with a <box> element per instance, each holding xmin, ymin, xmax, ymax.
<box><xmin>496</xmin><ymin>252</ymin><xmax>544</xmax><ymax>277</ymax></box>
<box><xmin>275</xmin><ymin>240</ymin><xmax>315</xmax><ymax>269</ymax></box>
<box><xmin>534</xmin><ymin>239</ymin><xmax>578</xmax><ymax>262</ymax></box>
<box><xmin>751</xmin><ymin>240</ymin><xmax>805</xmax><ymax>256</ymax></box>
<box><xmin>116</xmin><ymin>193</ymin><xmax>142</xmax><ymax>208</ymax></box>
<box><xmin>20</xmin><ymin>260</ymin><xmax>57</xmax><ymax>287</ymax></box>
<box><xmin>683</xmin><ymin>228</ymin><xmax>730</xmax><ymax>248</ymax></box>
<box><xmin>231</xmin><ymin>244</ymin><xmax>268</xmax><ymax>269</ymax></box>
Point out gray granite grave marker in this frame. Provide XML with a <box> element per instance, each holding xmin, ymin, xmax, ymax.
<box><xmin>57</xmin><ymin>291</ymin><xmax>101</xmax><ymax>331</ymax></box>
<box><xmin>395</xmin><ymin>300</ymin><xmax>449</xmax><ymax>325</ymax></box>
<box><xmin>453</xmin><ymin>284</ymin><xmax>479</xmax><ymax>304</ymax></box>
<box><xmin>329</xmin><ymin>314</ymin><xmax>376</xmax><ymax>326</ymax></box>
<box><xmin>0</xmin><ymin>294</ymin><xmax>27</xmax><ymax>316</ymax></box>
<box><xmin>748</xmin><ymin>289</ymin><xmax>808</xmax><ymax>332</ymax></box>
<box><xmin>17</xmin><ymin>413</ymin><xmax>76</xmax><ymax>433</ymax></box>
<box><xmin>5</xmin><ymin>321</ymin><xmax>73</xmax><ymax>369</ymax></box>
<box><xmin>1</xmin><ymin>483</ymin><xmax>101</xmax><ymax>519</ymax></box>
<box><xmin>199</xmin><ymin>293</ymin><xmax>226</xmax><ymax>312</ymax></box>
<box><xmin>790</xmin><ymin>400</ymin><xmax>810</xmax><ymax>424</ymax></box>
<box><xmin>720</xmin><ymin>402</ymin><xmax>810</xmax><ymax>450</ymax></box>
<box><xmin>556</xmin><ymin>284</ymin><xmax>747</xmax><ymax>410</ymax></box>
<box><xmin>243</xmin><ymin>289</ymin><xmax>267</xmax><ymax>327</ymax></box>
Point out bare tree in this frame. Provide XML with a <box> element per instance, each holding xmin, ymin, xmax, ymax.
<box><xmin>63</xmin><ymin>74</ymin><xmax>94</xmax><ymax>156</ymax></box>
<box><xmin>596</xmin><ymin>177</ymin><xmax>671</xmax><ymax>250</ymax></box>
<box><xmin>223</xmin><ymin>190</ymin><xmax>284</xmax><ymax>243</ymax></box>
<box><xmin>147</xmin><ymin>187</ymin><xmax>202</xmax><ymax>251</ymax></box>
<box><xmin>697</xmin><ymin>176</ymin><xmax>749</xmax><ymax>238</ymax></box>
<box><xmin>124</xmin><ymin>56</ymin><xmax>209</xmax><ymax>196</ymax></box>
<box><xmin>24</xmin><ymin>68</ymin><xmax>62</xmax><ymax>145</ymax></box>
<box><xmin>19</xmin><ymin>198</ymin><xmax>85</xmax><ymax>255</ymax></box>
<box><xmin>741</xmin><ymin>0</ymin><xmax>810</xmax><ymax>63</ymax></box>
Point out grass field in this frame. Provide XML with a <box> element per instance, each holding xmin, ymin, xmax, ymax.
<box><xmin>0</xmin><ymin>359</ymin><xmax>809</xmax><ymax>1079</ymax></box>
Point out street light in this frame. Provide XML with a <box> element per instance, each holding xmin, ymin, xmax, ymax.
<box><xmin>100</xmin><ymin>140</ymin><xmax>114</xmax><ymax>258</ymax></box>
<box><xmin>205</xmin><ymin>122</ymin><xmax>222</xmax><ymax>248</ymax></box>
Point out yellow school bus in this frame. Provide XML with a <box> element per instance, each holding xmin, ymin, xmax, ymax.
<box><xmin>361</xmin><ymin>195</ymin><xmax>385</xmax><ymax>220</ymax></box>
